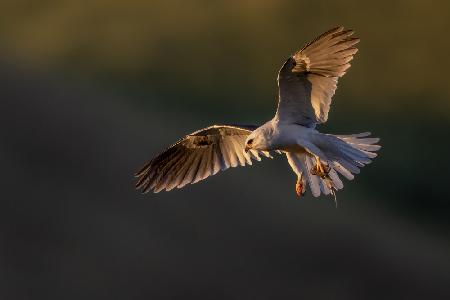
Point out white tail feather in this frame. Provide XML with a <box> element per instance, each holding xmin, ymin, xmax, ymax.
<box><xmin>286</xmin><ymin>132</ymin><xmax>380</xmax><ymax>198</ymax></box>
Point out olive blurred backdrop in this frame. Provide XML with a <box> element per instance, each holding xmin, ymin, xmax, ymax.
<box><xmin>1</xmin><ymin>1</ymin><xmax>450</xmax><ymax>299</ymax></box>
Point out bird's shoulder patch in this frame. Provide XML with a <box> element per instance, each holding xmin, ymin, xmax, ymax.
<box><xmin>184</xmin><ymin>135</ymin><xmax>214</xmax><ymax>148</ymax></box>
<box><xmin>193</xmin><ymin>136</ymin><xmax>213</xmax><ymax>146</ymax></box>
<box><xmin>292</xmin><ymin>53</ymin><xmax>311</xmax><ymax>73</ymax></box>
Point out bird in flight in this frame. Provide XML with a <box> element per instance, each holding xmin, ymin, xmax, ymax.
<box><xmin>135</xmin><ymin>26</ymin><xmax>380</xmax><ymax>203</ymax></box>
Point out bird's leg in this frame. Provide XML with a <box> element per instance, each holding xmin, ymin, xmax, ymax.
<box><xmin>309</xmin><ymin>156</ymin><xmax>338</xmax><ymax>207</ymax></box>
<box><xmin>295</xmin><ymin>173</ymin><xmax>305</xmax><ymax>198</ymax></box>
<box><xmin>310</xmin><ymin>156</ymin><xmax>330</xmax><ymax>179</ymax></box>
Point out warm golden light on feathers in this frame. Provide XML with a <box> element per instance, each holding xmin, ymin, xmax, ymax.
<box><xmin>135</xmin><ymin>26</ymin><xmax>380</xmax><ymax>200</ymax></box>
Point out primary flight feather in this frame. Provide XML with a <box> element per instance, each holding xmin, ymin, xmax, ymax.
<box><xmin>135</xmin><ymin>26</ymin><xmax>380</xmax><ymax>201</ymax></box>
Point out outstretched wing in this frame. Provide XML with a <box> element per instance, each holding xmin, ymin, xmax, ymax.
<box><xmin>135</xmin><ymin>125</ymin><xmax>274</xmax><ymax>193</ymax></box>
<box><xmin>275</xmin><ymin>26</ymin><xmax>360</xmax><ymax>127</ymax></box>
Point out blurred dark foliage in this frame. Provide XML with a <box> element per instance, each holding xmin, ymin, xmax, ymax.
<box><xmin>1</xmin><ymin>1</ymin><xmax>450</xmax><ymax>299</ymax></box>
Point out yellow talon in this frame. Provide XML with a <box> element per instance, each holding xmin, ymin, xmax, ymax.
<box><xmin>310</xmin><ymin>157</ymin><xmax>330</xmax><ymax>179</ymax></box>
<box><xmin>295</xmin><ymin>174</ymin><xmax>305</xmax><ymax>197</ymax></box>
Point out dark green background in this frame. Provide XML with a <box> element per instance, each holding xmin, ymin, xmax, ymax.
<box><xmin>1</xmin><ymin>1</ymin><xmax>450</xmax><ymax>299</ymax></box>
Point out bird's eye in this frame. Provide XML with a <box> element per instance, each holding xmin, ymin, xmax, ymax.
<box><xmin>247</xmin><ymin>139</ymin><xmax>254</xmax><ymax>145</ymax></box>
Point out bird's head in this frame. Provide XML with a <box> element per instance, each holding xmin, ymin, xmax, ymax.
<box><xmin>244</xmin><ymin>125</ymin><xmax>273</xmax><ymax>152</ymax></box>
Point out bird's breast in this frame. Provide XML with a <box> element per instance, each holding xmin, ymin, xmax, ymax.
<box><xmin>269</xmin><ymin>123</ymin><xmax>313</xmax><ymax>152</ymax></box>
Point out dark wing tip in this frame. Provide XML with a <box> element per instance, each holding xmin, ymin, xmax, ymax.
<box><xmin>300</xmin><ymin>26</ymin><xmax>345</xmax><ymax>51</ymax></box>
<box><xmin>134</xmin><ymin>160</ymin><xmax>152</xmax><ymax>177</ymax></box>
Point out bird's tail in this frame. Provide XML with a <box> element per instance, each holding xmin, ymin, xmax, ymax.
<box><xmin>287</xmin><ymin>132</ymin><xmax>380</xmax><ymax>199</ymax></box>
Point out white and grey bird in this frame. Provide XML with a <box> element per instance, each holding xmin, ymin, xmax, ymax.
<box><xmin>135</xmin><ymin>26</ymin><xmax>380</xmax><ymax>202</ymax></box>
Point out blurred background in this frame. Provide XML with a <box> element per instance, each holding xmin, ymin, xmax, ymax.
<box><xmin>1</xmin><ymin>0</ymin><xmax>450</xmax><ymax>299</ymax></box>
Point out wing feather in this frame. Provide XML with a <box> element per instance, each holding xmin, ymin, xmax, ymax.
<box><xmin>180</xmin><ymin>151</ymin><xmax>203</xmax><ymax>189</ymax></box>
<box><xmin>223</xmin><ymin>137</ymin><xmax>239</xmax><ymax>168</ymax></box>
<box><xmin>229</xmin><ymin>137</ymin><xmax>246</xmax><ymax>166</ymax></box>
<box><xmin>276</xmin><ymin>26</ymin><xmax>359</xmax><ymax>127</ymax></box>
<box><xmin>176</xmin><ymin>151</ymin><xmax>200</xmax><ymax>189</ymax></box>
<box><xmin>219</xmin><ymin>138</ymin><xmax>232</xmax><ymax>168</ymax></box>
<box><xmin>135</xmin><ymin>125</ymin><xmax>276</xmax><ymax>193</ymax></box>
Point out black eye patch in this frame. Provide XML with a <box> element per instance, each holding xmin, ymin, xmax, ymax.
<box><xmin>247</xmin><ymin>139</ymin><xmax>254</xmax><ymax>145</ymax></box>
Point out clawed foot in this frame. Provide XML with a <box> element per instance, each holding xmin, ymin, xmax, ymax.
<box><xmin>295</xmin><ymin>175</ymin><xmax>305</xmax><ymax>198</ymax></box>
<box><xmin>310</xmin><ymin>157</ymin><xmax>338</xmax><ymax>206</ymax></box>
<box><xmin>310</xmin><ymin>157</ymin><xmax>330</xmax><ymax>179</ymax></box>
